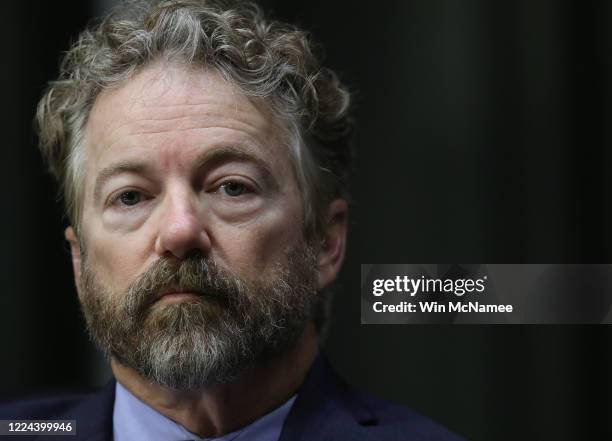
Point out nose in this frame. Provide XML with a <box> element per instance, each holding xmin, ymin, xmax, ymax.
<box><xmin>154</xmin><ymin>187</ymin><xmax>211</xmax><ymax>259</ymax></box>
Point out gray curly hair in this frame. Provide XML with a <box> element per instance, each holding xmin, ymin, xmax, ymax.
<box><xmin>36</xmin><ymin>0</ymin><xmax>352</xmax><ymax>241</ymax></box>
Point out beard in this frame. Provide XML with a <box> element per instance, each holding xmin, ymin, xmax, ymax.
<box><xmin>78</xmin><ymin>243</ymin><xmax>319</xmax><ymax>390</ymax></box>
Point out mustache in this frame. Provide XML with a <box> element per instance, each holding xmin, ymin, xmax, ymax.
<box><xmin>124</xmin><ymin>254</ymin><xmax>245</xmax><ymax>317</ymax></box>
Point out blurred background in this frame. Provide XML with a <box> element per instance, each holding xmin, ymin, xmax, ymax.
<box><xmin>2</xmin><ymin>0</ymin><xmax>612</xmax><ymax>439</ymax></box>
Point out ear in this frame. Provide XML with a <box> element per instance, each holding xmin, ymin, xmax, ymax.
<box><xmin>317</xmin><ymin>198</ymin><xmax>348</xmax><ymax>290</ymax></box>
<box><xmin>64</xmin><ymin>226</ymin><xmax>83</xmax><ymax>300</ymax></box>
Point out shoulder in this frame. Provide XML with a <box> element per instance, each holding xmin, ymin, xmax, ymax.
<box><xmin>285</xmin><ymin>354</ymin><xmax>465</xmax><ymax>441</ymax></box>
<box><xmin>347</xmin><ymin>387</ymin><xmax>464</xmax><ymax>441</ymax></box>
<box><xmin>0</xmin><ymin>391</ymin><xmax>93</xmax><ymax>419</ymax></box>
<box><xmin>0</xmin><ymin>381</ymin><xmax>115</xmax><ymax>440</ymax></box>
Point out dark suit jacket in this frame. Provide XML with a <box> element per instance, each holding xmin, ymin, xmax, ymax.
<box><xmin>0</xmin><ymin>355</ymin><xmax>464</xmax><ymax>440</ymax></box>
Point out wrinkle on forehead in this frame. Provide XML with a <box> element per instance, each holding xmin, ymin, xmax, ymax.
<box><xmin>85</xmin><ymin>61</ymin><xmax>281</xmax><ymax>154</ymax></box>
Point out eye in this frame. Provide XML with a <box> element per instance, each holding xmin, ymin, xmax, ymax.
<box><xmin>219</xmin><ymin>181</ymin><xmax>248</xmax><ymax>197</ymax></box>
<box><xmin>116</xmin><ymin>190</ymin><xmax>142</xmax><ymax>206</ymax></box>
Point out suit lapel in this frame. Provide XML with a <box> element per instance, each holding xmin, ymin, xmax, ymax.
<box><xmin>42</xmin><ymin>379</ymin><xmax>116</xmax><ymax>441</ymax></box>
<box><xmin>278</xmin><ymin>353</ymin><xmax>378</xmax><ymax>441</ymax></box>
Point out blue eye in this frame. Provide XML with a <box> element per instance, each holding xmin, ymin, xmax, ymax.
<box><xmin>118</xmin><ymin>191</ymin><xmax>142</xmax><ymax>206</ymax></box>
<box><xmin>220</xmin><ymin>181</ymin><xmax>246</xmax><ymax>197</ymax></box>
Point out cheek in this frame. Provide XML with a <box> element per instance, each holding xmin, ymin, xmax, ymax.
<box><xmin>81</xmin><ymin>223</ymin><xmax>151</xmax><ymax>292</ymax></box>
<box><xmin>211</xmin><ymin>201</ymin><xmax>304</xmax><ymax>277</ymax></box>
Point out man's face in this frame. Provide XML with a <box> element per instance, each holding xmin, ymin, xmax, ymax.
<box><xmin>72</xmin><ymin>61</ymin><xmax>321</xmax><ymax>389</ymax></box>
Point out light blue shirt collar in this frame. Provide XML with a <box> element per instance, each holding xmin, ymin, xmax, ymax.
<box><xmin>113</xmin><ymin>381</ymin><xmax>296</xmax><ymax>441</ymax></box>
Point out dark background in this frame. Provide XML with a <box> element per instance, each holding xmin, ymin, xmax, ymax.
<box><xmin>2</xmin><ymin>1</ymin><xmax>612</xmax><ymax>439</ymax></box>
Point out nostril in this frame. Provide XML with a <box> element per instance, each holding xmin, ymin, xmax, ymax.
<box><xmin>155</xmin><ymin>217</ymin><xmax>211</xmax><ymax>260</ymax></box>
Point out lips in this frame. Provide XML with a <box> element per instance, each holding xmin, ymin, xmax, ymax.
<box><xmin>152</xmin><ymin>288</ymin><xmax>203</xmax><ymax>305</ymax></box>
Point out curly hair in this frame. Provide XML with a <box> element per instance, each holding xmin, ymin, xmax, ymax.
<box><xmin>36</xmin><ymin>0</ymin><xmax>352</xmax><ymax>240</ymax></box>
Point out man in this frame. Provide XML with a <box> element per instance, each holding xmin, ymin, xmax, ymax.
<box><xmin>1</xmin><ymin>1</ymin><xmax>463</xmax><ymax>440</ymax></box>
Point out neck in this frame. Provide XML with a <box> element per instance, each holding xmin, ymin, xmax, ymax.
<box><xmin>111</xmin><ymin>323</ymin><xmax>318</xmax><ymax>438</ymax></box>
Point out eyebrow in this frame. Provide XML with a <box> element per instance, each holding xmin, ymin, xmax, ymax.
<box><xmin>93</xmin><ymin>145</ymin><xmax>276</xmax><ymax>202</ymax></box>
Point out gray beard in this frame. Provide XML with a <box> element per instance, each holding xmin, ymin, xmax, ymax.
<box><xmin>78</xmin><ymin>245</ymin><xmax>319</xmax><ymax>390</ymax></box>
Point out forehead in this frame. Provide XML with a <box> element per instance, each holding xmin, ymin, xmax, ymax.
<box><xmin>83</xmin><ymin>61</ymin><xmax>291</xmax><ymax>178</ymax></box>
